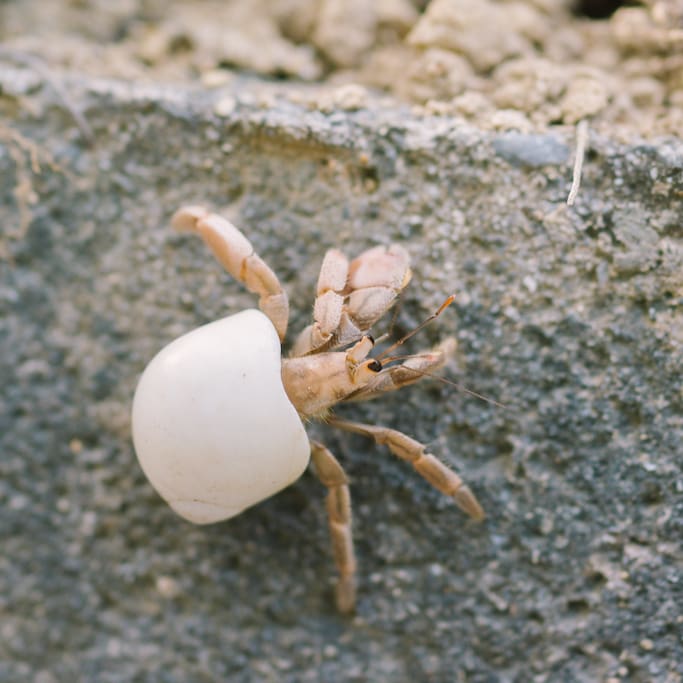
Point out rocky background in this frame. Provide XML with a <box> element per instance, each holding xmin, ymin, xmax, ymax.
<box><xmin>1</xmin><ymin>1</ymin><xmax>682</xmax><ymax>682</ymax></box>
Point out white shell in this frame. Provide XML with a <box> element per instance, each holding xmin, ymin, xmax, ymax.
<box><xmin>132</xmin><ymin>309</ymin><xmax>310</xmax><ymax>524</ymax></box>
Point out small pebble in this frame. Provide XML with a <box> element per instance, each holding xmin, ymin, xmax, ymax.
<box><xmin>639</xmin><ymin>638</ymin><xmax>654</xmax><ymax>651</ymax></box>
<box><xmin>156</xmin><ymin>575</ymin><xmax>181</xmax><ymax>599</ymax></box>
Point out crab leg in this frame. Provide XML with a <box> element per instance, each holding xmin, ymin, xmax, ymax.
<box><xmin>171</xmin><ymin>206</ymin><xmax>289</xmax><ymax>341</ymax></box>
<box><xmin>290</xmin><ymin>249</ymin><xmax>349</xmax><ymax>357</ymax></box>
<box><xmin>292</xmin><ymin>244</ymin><xmax>411</xmax><ymax>356</ymax></box>
<box><xmin>310</xmin><ymin>440</ymin><xmax>357</xmax><ymax>614</ymax></box>
<box><xmin>329</xmin><ymin>418</ymin><xmax>485</xmax><ymax>521</ymax></box>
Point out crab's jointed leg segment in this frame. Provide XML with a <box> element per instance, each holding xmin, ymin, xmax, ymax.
<box><xmin>310</xmin><ymin>440</ymin><xmax>357</xmax><ymax>614</ymax></box>
<box><xmin>345</xmin><ymin>244</ymin><xmax>411</xmax><ymax>328</ymax></box>
<box><xmin>336</xmin><ymin>244</ymin><xmax>412</xmax><ymax>348</ymax></box>
<box><xmin>329</xmin><ymin>418</ymin><xmax>485</xmax><ymax>521</ymax></box>
<box><xmin>291</xmin><ymin>249</ymin><xmax>349</xmax><ymax>356</ymax></box>
<box><xmin>292</xmin><ymin>244</ymin><xmax>412</xmax><ymax>356</ymax></box>
<box><xmin>171</xmin><ymin>206</ymin><xmax>289</xmax><ymax>341</ymax></box>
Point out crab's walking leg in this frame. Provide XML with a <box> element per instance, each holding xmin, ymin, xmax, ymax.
<box><xmin>292</xmin><ymin>244</ymin><xmax>411</xmax><ymax>356</ymax></box>
<box><xmin>171</xmin><ymin>206</ymin><xmax>289</xmax><ymax>341</ymax></box>
<box><xmin>310</xmin><ymin>440</ymin><xmax>357</xmax><ymax>614</ymax></box>
<box><xmin>329</xmin><ymin>418</ymin><xmax>485</xmax><ymax>521</ymax></box>
<box><xmin>328</xmin><ymin>244</ymin><xmax>412</xmax><ymax>349</ymax></box>
<box><xmin>291</xmin><ymin>249</ymin><xmax>349</xmax><ymax>356</ymax></box>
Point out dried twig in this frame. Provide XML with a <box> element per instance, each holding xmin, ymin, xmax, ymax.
<box><xmin>567</xmin><ymin>119</ymin><xmax>588</xmax><ymax>206</ymax></box>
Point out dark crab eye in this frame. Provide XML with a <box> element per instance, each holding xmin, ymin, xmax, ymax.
<box><xmin>367</xmin><ymin>359</ymin><xmax>382</xmax><ymax>372</ymax></box>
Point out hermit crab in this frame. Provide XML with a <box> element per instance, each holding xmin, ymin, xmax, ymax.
<box><xmin>132</xmin><ymin>206</ymin><xmax>484</xmax><ymax>613</ymax></box>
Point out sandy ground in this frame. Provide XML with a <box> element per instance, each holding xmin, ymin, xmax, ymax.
<box><xmin>1</xmin><ymin>0</ymin><xmax>682</xmax><ymax>139</ymax></box>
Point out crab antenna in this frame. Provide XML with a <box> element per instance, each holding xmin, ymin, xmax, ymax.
<box><xmin>378</xmin><ymin>294</ymin><xmax>456</xmax><ymax>361</ymax></box>
<box><xmin>381</xmin><ymin>364</ymin><xmax>509</xmax><ymax>410</ymax></box>
<box><xmin>421</xmin><ymin>371</ymin><xmax>509</xmax><ymax>410</ymax></box>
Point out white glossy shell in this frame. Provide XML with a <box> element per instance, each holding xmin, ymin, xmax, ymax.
<box><xmin>131</xmin><ymin>309</ymin><xmax>310</xmax><ymax>524</ymax></box>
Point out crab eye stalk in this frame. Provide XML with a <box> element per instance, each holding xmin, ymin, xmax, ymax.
<box><xmin>367</xmin><ymin>359</ymin><xmax>382</xmax><ymax>372</ymax></box>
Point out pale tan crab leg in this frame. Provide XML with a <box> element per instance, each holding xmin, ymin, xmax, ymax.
<box><xmin>291</xmin><ymin>248</ymin><xmax>349</xmax><ymax>356</ymax></box>
<box><xmin>292</xmin><ymin>244</ymin><xmax>411</xmax><ymax>356</ymax></box>
<box><xmin>171</xmin><ymin>206</ymin><xmax>289</xmax><ymax>341</ymax></box>
<box><xmin>328</xmin><ymin>418</ymin><xmax>485</xmax><ymax>521</ymax></box>
<box><xmin>310</xmin><ymin>440</ymin><xmax>357</xmax><ymax>614</ymax></box>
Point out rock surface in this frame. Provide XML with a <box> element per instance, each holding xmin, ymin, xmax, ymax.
<box><xmin>1</xmin><ymin>71</ymin><xmax>682</xmax><ymax>682</ymax></box>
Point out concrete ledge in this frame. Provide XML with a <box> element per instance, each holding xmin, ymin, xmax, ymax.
<box><xmin>1</xmin><ymin>70</ymin><xmax>681</xmax><ymax>682</ymax></box>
